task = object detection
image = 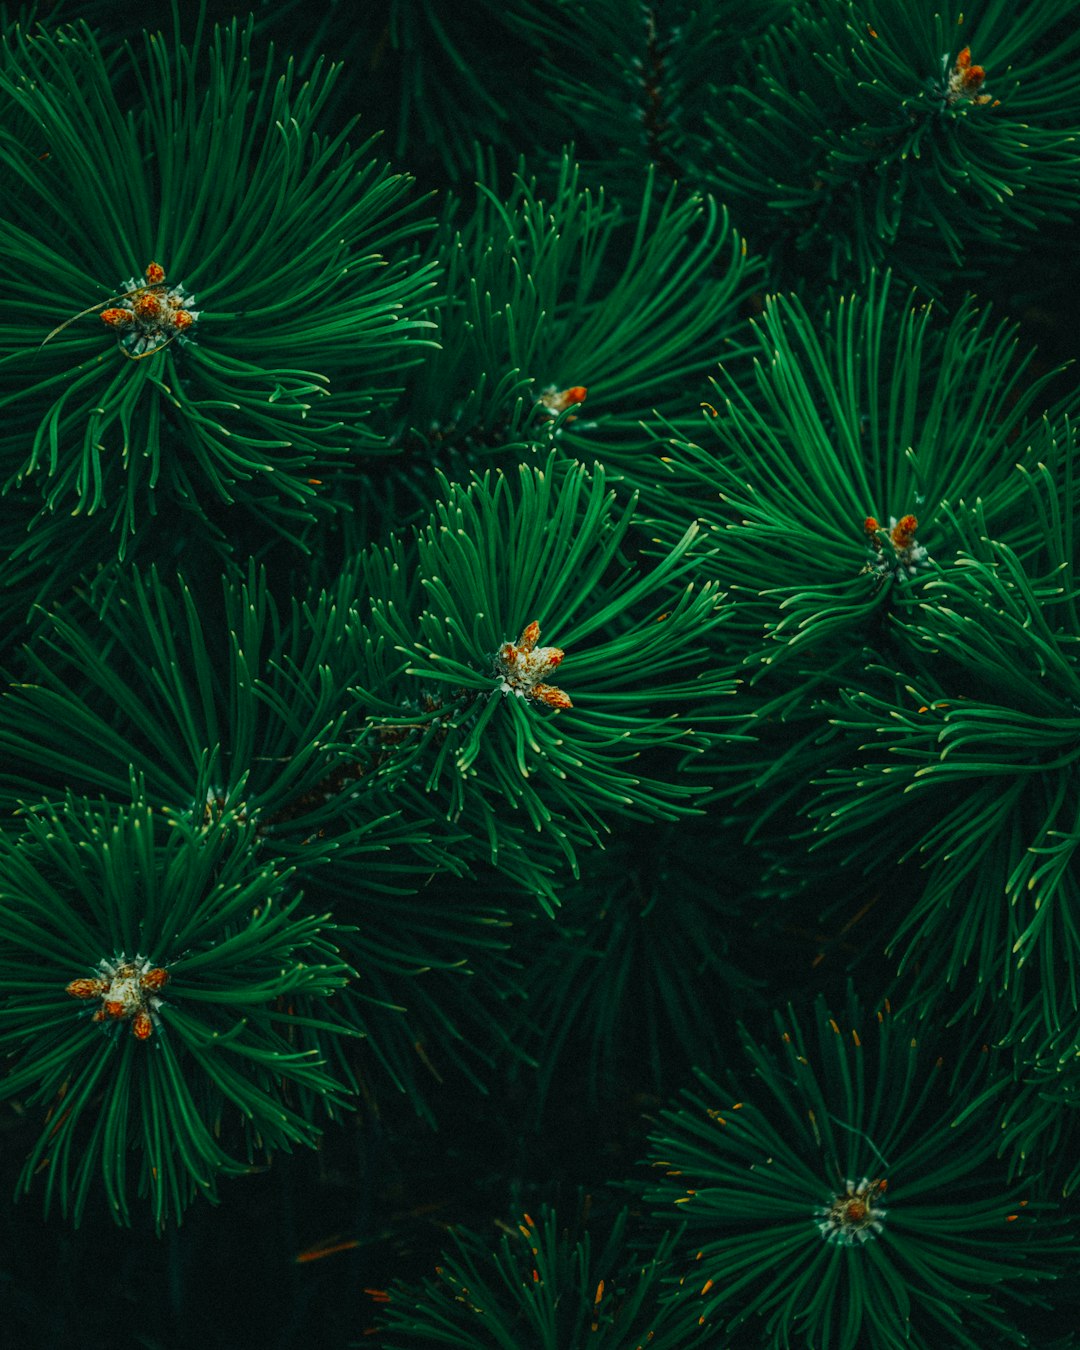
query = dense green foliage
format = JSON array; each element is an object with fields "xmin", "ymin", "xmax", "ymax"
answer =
[{"xmin": 1, "ymin": 1, "xmax": 1079, "ymax": 1346}]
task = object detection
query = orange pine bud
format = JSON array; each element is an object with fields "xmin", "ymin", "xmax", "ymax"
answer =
[
  {"xmin": 144, "ymin": 261, "xmax": 166, "ymax": 285},
  {"xmin": 139, "ymin": 967, "xmax": 169, "ymax": 992},
  {"xmin": 100, "ymin": 308, "xmax": 133, "ymax": 327},
  {"xmin": 132, "ymin": 1010, "xmax": 154, "ymax": 1040},
  {"xmin": 891, "ymin": 514, "xmax": 918, "ymax": 548},
  {"xmin": 519, "ymin": 621, "xmax": 541, "ymax": 650},
  {"xmin": 133, "ymin": 292, "xmax": 162, "ymax": 321},
  {"xmin": 539, "ymin": 385, "xmax": 588, "ymax": 414},
  {"xmin": 66, "ymin": 978, "xmax": 107, "ymax": 999},
  {"xmin": 963, "ymin": 64, "xmax": 986, "ymax": 91},
  {"xmin": 947, "ymin": 48, "xmax": 993, "ymax": 105},
  {"xmin": 530, "ymin": 683, "xmax": 572, "ymax": 709}
]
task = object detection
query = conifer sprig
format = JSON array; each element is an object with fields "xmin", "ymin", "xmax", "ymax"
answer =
[
  {"xmin": 0, "ymin": 15, "xmax": 437, "ymax": 550},
  {"xmin": 397, "ymin": 151, "xmax": 755, "ymax": 493},
  {"xmin": 649, "ymin": 273, "xmax": 1063, "ymax": 677},
  {"xmin": 355, "ymin": 454, "xmax": 742, "ymax": 884},
  {"xmin": 376, "ymin": 1204, "xmax": 686, "ymax": 1348},
  {"xmin": 639, "ymin": 991, "xmax": 1074, "ymax": 1349},
  {"xmin": 0, "ymin": 562, "xmax": 445, "ymax": 885},
  {"xmin": 704, "ymin": 0, "xmax": 1080, "ymax": 289},
  {"xmin": 0, "ymin": 790, "xmax": 354, "ymax": 1226},
  {"xmin": 812, "ymin": 507, "xmax": 1080, "ymax": 1031}
]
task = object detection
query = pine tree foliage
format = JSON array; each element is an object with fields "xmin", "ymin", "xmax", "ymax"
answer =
[
  {"xmin": 0, "ymin": 13, "xmax": 437, "ymax": 552},
  {"xmin": 376, "ymin": 1203, "xmax": 687, "ymax": 1348},
  {"xmin": 0, "ymin": 562, "xmax": 446, "ymax": 886},
  {"xmin": 704, "ymin": 0, "xmax": 1080, "ymax": 289},
  {"xmin": 639, "ymin": 990, "xmax": 1076, "ymax": 1350},
  {"xmin": 519, "ymin": 0, "xmax": 1080, "ymax": 292},
  {"xmin": 813, "ymin": 492, "xmax": 1080, "ymax": 1033},
  {"xmin": 355, "ymin": 453, "xmax": 741, "ymax": 883},
  {"xmin": 648, "ymin": 272, "xmax": 1064, "ymax": 673},
  {"xmin": 0, "ymin": 563, "xmax": 534, "ymax": 1111},
  {"xmin": 1, "ymin": 0, "xmax": 1079, "ymax": 1341},
  {"xmin": 641, "ymin": 277, "xmax": 1080, "ymax": 1038},
  {"xmin": 0, "ymin": 790, "xmax": 354, "ymax": 1226},
  {"xmin": 395, "ymin": 152, "xmax": 756, "ymax": 486},
  {"xmin": 508, "ymin": 817, "xmax": 764, "ymax": 1107}
]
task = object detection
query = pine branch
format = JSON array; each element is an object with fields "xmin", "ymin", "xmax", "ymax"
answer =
[
  {"xmin": 0, "ymin": 16, "xmax": 438, "ymax": 551},
  {"xmin": 0, "ymin": 789, "xmax": 355, "ymax": 1225},
  {"xmin": 638, "ymin": 989, "xmax": 1077, "ymax": 1349}
]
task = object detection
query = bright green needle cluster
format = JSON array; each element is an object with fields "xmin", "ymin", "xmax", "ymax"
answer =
[
  {"xmin": 0, "ymin": 792, "xmax": 354, "ymax": 1225},
  {"xmin": 0, "ymin": 5, "xmax": 1078, "ymax": 1344}
]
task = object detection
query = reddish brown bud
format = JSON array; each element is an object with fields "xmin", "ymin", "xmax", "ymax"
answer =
[
  {"xmin": 66, "ymin": 978, "xmax": 107, "ymax": 999},
  {"xmin": 133, "ymin": 292, "xmax": 162, "ymax": 321},
  {"xmin": 891, "ymin": 514, "xmax": 918, "ymax": 548},
  {"xmin": 530, "ymin": 683, "xmax": 572, "ymax": 709}
]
